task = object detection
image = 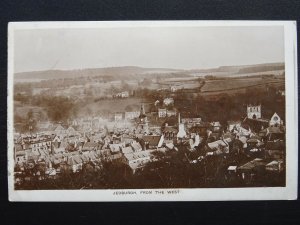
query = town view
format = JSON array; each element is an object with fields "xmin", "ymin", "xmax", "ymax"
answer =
[{"xmin": 13, "ymin": 63, "xmax": 286, "ymax": 189}]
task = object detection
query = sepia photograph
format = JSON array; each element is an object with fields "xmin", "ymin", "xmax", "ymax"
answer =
[{"xmin": 7, "ymin": 21, "xmax": 298, "ymax": 201}]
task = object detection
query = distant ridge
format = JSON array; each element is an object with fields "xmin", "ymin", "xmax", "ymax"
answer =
[
  {"xmin": 187, "ymin": 62, "xmax": 284, "ymax": 74},
  {"xmin": 15, "ymin": 66, "xmax": 183, "ymax": 80},
  {"xmin": 15, "ymin": 62, "xmax": 284, "ymax": 81}
]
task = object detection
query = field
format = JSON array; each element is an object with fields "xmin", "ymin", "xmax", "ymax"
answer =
[
  {"xmin": 14, "ymin": 102, "xmax": 48, "ymax": 120},
  {"xmin": 76, "ymin": 97, "xmax": 147, "ymax": 116},
  {"xmin": 201, "ymin": 77, "xmax": 284, "ymax": 93}
]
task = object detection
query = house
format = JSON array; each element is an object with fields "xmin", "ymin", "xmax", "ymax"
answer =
[
  {"xmin": 53, "ymin": 147, "xmax": 65, "ymax": 155},
  {"xmin": 125, "ymin": 111, "xmax": 140, "ymax": 120},
  {"xmin": 39, "ymin": 148, "xmax": 50, "ymax": 160},
  {"xmin": 107, "ymin": 152, "xmax": 123, "ymax": 161},
  {"xmin": 222, "ymin": 132, "xmax": 235, "ymax": 143},
  {"xmin": 265, "ymin": 140, "xmax": 285, "ymax": 159},
  {"xmin": 237, "ymin": 158, "xmax": 268, "ymax": 180},
  {"xmin": 66, "ymin": 126, "xmax": 79, "ymax": 136},
  {"xmin": 261, "ymin": 126, "xmax": 285, "ymax": 141},
  {"xmin": 15, "ymin": 151, "xmax": 26, "ymax": 165},
  {"xmin": 235, "ymin": 125, "xmax": 252, "ymax": 137},
  {"xmin": 166, "ymin": 110, "xmax": 177, "ymax": 117},
  {"xmin": 114, "ymin": 113, "xmax": 123, "ymax": 121},
  {"xmin": 163, "ymin": 97, "xmax": 174, "ymax": 106},
  {"xmin": 246, "ymin": 135, "xmax": 263, "ymax": 148},
  {"xmin": 80, "ymin": 153, "xmax": 90, "ymax": 163},
  {"xmin": 89, "ymin": 133, "xmax": 104, "ymax": 143},
  {"xmin": 131, "ymin": 141, "xmax": 143, "ymax": 152},
  {"xmin": 108, "ymin": 143, "xmax": 124, "ymax": 154},
  {"xmin": 67, "ymin": 154, "xmax": 83, "ymax": 173},
  {"xmin": 269, "ymin": 112, "xmax": 283, "ymax": 126},
  {"xmin": 116, "ymin": 91, "xmax": 129, "ymax": 98},
  {"xmin": 278, "ymin": 90, "xmax": 285, "ymax": 96},
  {"xmin": 181, "ymin": 118, "xmax": 202, "ymax": 128},
  {"xmin": 87, "ymin": 150, "xmax": 99, "ymax": 161},
  {"xmin": 162, "ymin": 126, "xmax": 178, "ymax": 141},
  {"xmin": 123, "ymin": 150, "xmax": 152, "ymax": 173},
  {"xmin": 210, "ymin": 121, "xmax": 222, "ymax": 132},
  {"xmin": 81, "ymin": 119, "xmax": 92, "ymax": 130},
  {"xmin": 53, "ymin": 124, "xmax": 67, "ymax": 137},
  {"xmin": 170, "ymin": 85, "xmax": 183, "ymax": 92},
  {"xmin": 158, "ymin": 108, "xmax": 167, "ymax": 118},
  {"xmin": 189, "ymin": 134, "xmax": 202, "ymax": 149},
  {"xmin": 227, "ymin": 120, "xmax": 241, "ymax": 132},
  {"xmin": 37, "ymin": 121, "xmax": 53, "ymax": 132},
  {"xmin": 206, "ymin": 139, "xmax": 229, "ymax": 155},
  {"xmin": 121, "ymin": 146, "xmax": 134, "ymax": 154},
  {"xmin": 121, "ymin": 134, "xmax": 136, "ymax": 145},
  {"xmin": 98, "ymin": 149, "xmax": 111, "ymax": 161},
  {"xmin": 227, "ymin": 165, "xmax": 238, "ymax": 173},
  {"xmin": 82, "ymin": 142, "xmax": 99, "ymax": 151},
  {"xmin": 141, "ymin": 135, "xmax": 164, "ymax": 149},
  {"xmin": 265, "ymin": 160, "xmax": 284, "ymax": 172},
  {"xmin": 51, "ymin": 153, "xmax": 64, "ymax": 166},
  {"xmin": 189, "ymin": 122, "xmax": 211, "ymax": 137}
]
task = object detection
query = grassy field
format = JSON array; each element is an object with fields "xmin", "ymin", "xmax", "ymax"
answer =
[
  {"xmin": 14, "ymin": 103, "xmax": 48, "ymax": 120},
  {"xmin": 77, "ymin": 97, "xmax": 147, "ymax": 116},
  {"xmin": 201, "ymin": 77, "xmax": 284, "ymax": 92}
]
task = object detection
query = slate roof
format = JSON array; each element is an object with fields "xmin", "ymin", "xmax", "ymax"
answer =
[
  {"xmin": 265, "ymin": 141, "xmax": 285, "ymax": 150},
  {"xmin": 131, "ymin": 142, "xmax": 142, "ymax": 151},
  {"xmin": 142, "ymin": 135, "xmax": 161, "ymax": 147},
  {"xmin": 121, "ymin": 146, "xmax": 134, "ymax": 154},
  {"xmin": 82, "ymin": 142, "xmax": 99, "ymax": 150},
  {"xmin": 238, "ymin": 158, "xmax": 267, "ymax": 171},
  {"xmin": 14, "ymin": 144, "xmax": 23, "ymax": 152}
]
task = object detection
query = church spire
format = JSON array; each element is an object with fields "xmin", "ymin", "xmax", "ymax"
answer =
[{"xmin": 141, "ymin": 103, "xmax": 145, "ymax": 115}]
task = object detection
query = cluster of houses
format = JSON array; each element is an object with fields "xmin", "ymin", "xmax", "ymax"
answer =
[
  {"xmin": 113, "ymin": 91, "xmax": 129, "ymax": 98},
  {"xmin": 14, "ymin": 101, "xmax": 286, "ymax": 185}
]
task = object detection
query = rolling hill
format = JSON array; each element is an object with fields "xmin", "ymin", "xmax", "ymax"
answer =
[
  {"xmin": 14, "ymin": 66, "xmax": 183, "ymax": 81},
  {"xmin": 15, "ymin": 62, "xmax": 284, "ymax": 82}
]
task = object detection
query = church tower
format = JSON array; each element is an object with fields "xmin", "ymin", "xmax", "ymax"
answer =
[
  {"xmin": 177, "ymin": 113, "xmax": 187, "ymax": 140},
  {"xmin": 247, "ymin": 105, "xmax": 261, "ymax": 119},
  {"xmin": 136, "ymin": 104, "xmax": 149, "ymax": 134}
]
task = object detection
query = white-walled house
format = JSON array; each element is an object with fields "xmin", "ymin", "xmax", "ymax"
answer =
[{"xmin": 269, "ymin": 112, "xmax": 283, "ymax": 126}]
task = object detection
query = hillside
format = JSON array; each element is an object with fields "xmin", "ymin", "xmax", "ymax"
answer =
[
  {"xmin": 188, "ymin": 62, "xmax": 284, "ymax": 75},
  {"xmin": 15, "ymin": 62, "xmax": 285, "ymax": 82},
  {"xmin": 15, "ymin": 66, "xmax": 183, "ymax": 81}
]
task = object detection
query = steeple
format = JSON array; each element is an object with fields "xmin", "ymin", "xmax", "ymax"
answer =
[
  {"xmin": 137, "ymin": 103, "xmax": 149, "ymax": 134},
  {"xmin": 177, "ymin": 112, "xmax": 186, "ymax": 140}
]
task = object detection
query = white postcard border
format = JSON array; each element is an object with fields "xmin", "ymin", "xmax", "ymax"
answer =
[{"xmin": 7, "ymin": 21, "xmax": 298, "ymax": 201}]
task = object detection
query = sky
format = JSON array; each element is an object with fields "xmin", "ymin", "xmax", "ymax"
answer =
[{"xmin": 14, "ymin": 26, "xmax": 284, "ymax": 73}]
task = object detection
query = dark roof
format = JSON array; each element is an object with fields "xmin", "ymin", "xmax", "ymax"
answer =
[
  {"xmin": 265, "ymin": 141, "xmax": 285, "ymax": 150},
  {"xmin": 238, "ymin": 158, "xmax": 267, "ymax": 171},
  {"xmin": 83, "ymin": 142, "xmax": 99, "ymax": 149},
  {"xmin": 267, "ymin": 126, "xmax": 284, "ymax": 134},
  {"xmin": 242, "ymin": 118, "xmax": 269, "ymax": 132},
  {"xmin": 142, "ymin": 135, "xmax": 161, "ymax": 146},
  {"xmin": 14, "ymin": 144, "xmax": 23, "ymax": 152},
  {"xmin": 223, "ymin": 132, "xmax": 234, "ymax": 140},
  {"xmin": 163, "ymin": 126, "xmax": 178, "ymax": 133}
]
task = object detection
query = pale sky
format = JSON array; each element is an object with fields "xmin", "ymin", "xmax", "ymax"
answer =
[{"xmin": 14, "ymin": 26, "xmax": 284, "ymax": 73}]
